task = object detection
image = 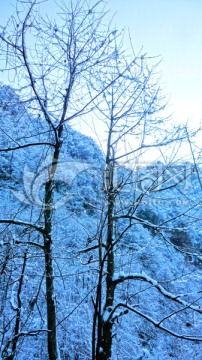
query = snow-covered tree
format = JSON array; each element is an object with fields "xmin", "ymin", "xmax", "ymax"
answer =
[
  {"xmin": 85, "ymin": 48, "xmax": 202, "ymax": 359},
  {"xmin": 0, "ymin": 0, "xmax": 121, "ymax": 358},
  {"xmin": 0, "ymin": 1, "xmax": 202, "ymax": 360}
]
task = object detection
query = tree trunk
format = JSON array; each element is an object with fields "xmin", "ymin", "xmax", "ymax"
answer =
[
  {"xmin": 43, "ymin": 138, "xmax": 62, "ymax": 360},
  {"xmin": 97, "ymin": 161, "xmax": 115, "ymax": 360}
]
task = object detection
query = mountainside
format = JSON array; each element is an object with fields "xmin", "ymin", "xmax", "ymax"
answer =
[{"xmin": 0, "ymin": 84, "xmax": 202, "ymax": 360}]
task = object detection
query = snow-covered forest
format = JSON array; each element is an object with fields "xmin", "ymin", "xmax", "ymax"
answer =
[{"xmin": 0, "ymin": 1, "xmax": 202, "ymax": 359}]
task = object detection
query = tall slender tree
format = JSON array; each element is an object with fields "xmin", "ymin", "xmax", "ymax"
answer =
[
  {"xmin": 0, "ymin": 1, "xmax": 125, "ymax": 358},
  {"xmin": 88, "ymin": 50, "xmax": 202, "ymax": 359},
  {"xmin": 0, "ymin": 1, "xmax": 202, "ymax": 360}
]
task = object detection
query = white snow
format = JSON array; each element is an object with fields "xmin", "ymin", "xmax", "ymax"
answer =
[{"xmin": 103, "ymin": 307, "xmax": 113, "ymax": 322}]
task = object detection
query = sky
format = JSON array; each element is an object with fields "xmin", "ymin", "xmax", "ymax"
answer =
[
  {"xmin": 109, "ymin": 0, "xmax": 202, "ymax": 128},
  {"xmin": 1, "ymin": 0, "xmax": 202, "ymax": 129}
]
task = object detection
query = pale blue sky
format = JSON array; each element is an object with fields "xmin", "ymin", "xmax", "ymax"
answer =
[
  {"xmin": 1, "ymin": 0, "xmax": 202, "ymax": 128},
  {"xmin": 109, "ymin": 0, "xmax": 202, "ymax": 127}
]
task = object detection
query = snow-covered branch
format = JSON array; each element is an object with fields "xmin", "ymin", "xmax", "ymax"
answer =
[
  {"xmin": 108, "ymin": 302, "xmax": 202, "ymax": 341},
  {"xmin": 0, "ymin": 219, "xmax": 45, "ymax": 235},
  {"xmin": 112, "ymin": 272, "xmax": 202, "ymax": 313}
]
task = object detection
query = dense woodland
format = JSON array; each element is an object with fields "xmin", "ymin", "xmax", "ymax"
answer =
[{"xmin": 0, "ymin": 1, "xmax": 202, "ymax": 359}]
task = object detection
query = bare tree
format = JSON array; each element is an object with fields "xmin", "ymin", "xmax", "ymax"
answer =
[
  {"xmin": 0, "ymin": 1, "xmax": 202, "ymax": 360},
  {"xmin": 0, "ymin": 1, "xmax": 125, "ymax": 359},
  {"xmin": 85, "ymin": 50, "xmax": 202, "ymax": 359}
]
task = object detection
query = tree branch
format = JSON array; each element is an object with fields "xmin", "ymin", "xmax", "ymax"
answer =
[
  {"xmin": 0, "ymin": 219, "xmax": 45, "ymax": 235},
  {"xmin": 113, "ymin": 272, "xmax": 202, "ymax": 314},
  {"xmin": 108, "ymin": 303, "xmax": 202, "ymax": 341},
  {"xmin": 0, "ymin": 142, "xmax": 55, "ymax": 152}
]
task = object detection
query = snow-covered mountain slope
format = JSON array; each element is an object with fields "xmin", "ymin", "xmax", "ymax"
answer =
[{"xmin": 0, "ymin": 84, "xmax": 202, "ymax": 360}]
